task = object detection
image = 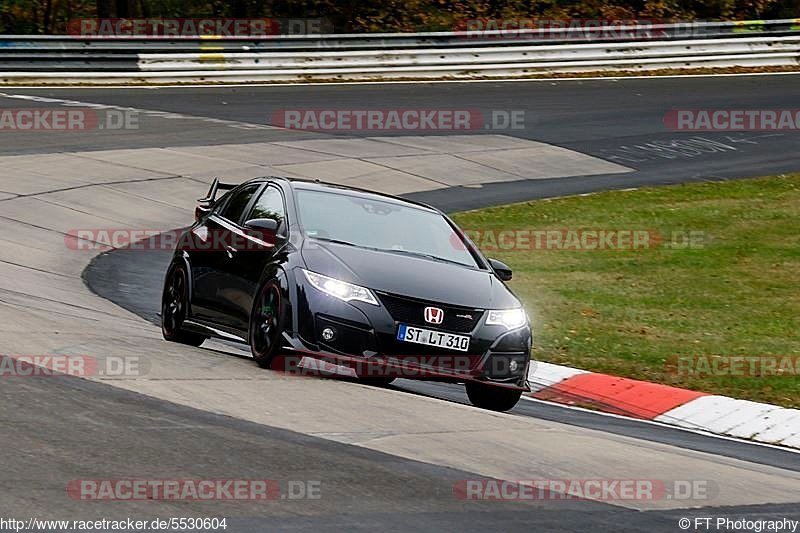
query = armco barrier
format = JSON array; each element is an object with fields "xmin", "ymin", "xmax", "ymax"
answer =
[{"xmin": 1, "ymin": 19, "xmax": 800, "ymax": 84}]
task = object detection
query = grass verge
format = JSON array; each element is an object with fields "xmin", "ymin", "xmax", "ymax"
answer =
[{"xmin": 452, "ymin": 174, "xmax": 800, "ymax": 408}]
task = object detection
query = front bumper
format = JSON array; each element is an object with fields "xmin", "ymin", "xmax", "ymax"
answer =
[{"xmin": 291, "ymin": 273, "xmax": 532, "ymax": 390}]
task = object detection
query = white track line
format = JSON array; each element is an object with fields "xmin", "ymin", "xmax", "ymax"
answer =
[
  {"xmin": 3, "ymin": 70, "xmax": 800, "ymax": 90},
  {"xmin": 0, "ymin": 91, "xmax": 278, "ymax": 131}
]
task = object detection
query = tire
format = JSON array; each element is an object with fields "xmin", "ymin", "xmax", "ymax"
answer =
[
  {"xmin": 465, "ymin": 381, "xmax": 523, "ymax": 412},
  {"xmin": 161, "ymin": 263, "xmax": 207, "ymax": 347},
  {"xmin": 249, "ymin": 280, "xmax": 287, "ymax": 369}
]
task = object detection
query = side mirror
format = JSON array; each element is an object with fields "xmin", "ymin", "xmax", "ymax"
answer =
[
  {"xmin": 488, "ymin": 258, "xmax": 513, "ymax": 281},
  {"xmin": 245, "ymin": 217, "xmax": 278, "ymax": 231},
  {"xmin": 244, "ymin": 218, "xmax": 279, "ymax": 243}
]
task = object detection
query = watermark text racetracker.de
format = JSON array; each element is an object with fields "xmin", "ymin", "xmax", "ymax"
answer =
[
  {"xmin": 454, "ymin": 478, "xmax": 717, "ymax": 502},
  {"xmin": 66, "ymin": 479, "xmax": 321, "ymax": 501},
  {"xmin": 665, "ymin": 109, "xmax": 800, "ymax": 131},
  {"xmin": 68, "ymin": 17, "xmax": 330, "ymax": 37},
  {"xmin": 271, "ymin": 109, "xmax": 525, "ymax": 131},
  {"xmin": 455, "ymin": 228, "xmax": 710, "ymax": 252},
  {"xmin": 0, "ymin": 109, "xmax": 138, "ymax": 131},
  {"xmin": 0, "ymin": 354, "xmax": 148, "ymax": 377},
  {"xmin": 64, "ymin": 228, "xmax": 276, "ymax": 252},
  {"xmin": 667, "ymin": 355, "xmax": 800, "ymax": 377},
  {"xmin": 276, "ymin": 352, "xmax": 524, "ymax": 378},
  {"xmin": 453, "ymin": 18, "xmax": 679, "ymax": 40}
]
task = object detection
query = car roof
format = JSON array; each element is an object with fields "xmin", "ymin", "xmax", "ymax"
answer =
[{"xmin": 252, "ymin": 176, "xmax": 440, "ymax": 214}]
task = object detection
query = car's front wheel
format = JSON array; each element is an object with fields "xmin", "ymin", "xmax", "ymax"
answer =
[
  {"xmin": 161, "ymin": 263, "xmax": 207, "ymax": 347},
  {"xmin": 249, "ymin": 280, "xmax": 287, "ymax": 369},
  {"xmin": 465, "ymin": 382, "xmax": 523, "ymax": 412}
]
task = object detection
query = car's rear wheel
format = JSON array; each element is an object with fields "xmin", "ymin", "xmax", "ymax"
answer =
[
  {"xmin": 161, "ymin": 264, "xmax": 207, "ymax": 347},
  {"xmin": 249, "ymin": 280, "xmax": 286, "ymax": 369},
  {"xmin": 465, "ymin": 381, "xmax": 523, "ymax": 412}
]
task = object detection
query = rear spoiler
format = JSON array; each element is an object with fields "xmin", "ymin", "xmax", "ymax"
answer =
[
  {"xmin": 198, "ymin": 178, "xmax": 237, "ymax": 207},
  {"xmin": 195, "ymin": 178, "xmax": 237, "ymax": 220}
]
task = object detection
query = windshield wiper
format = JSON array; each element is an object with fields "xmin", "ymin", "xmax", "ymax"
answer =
[
  {"xmin": 312, "ymin": 237, "xmax": 386, "ymax": 253},
  {"xmin": 311, "ymin": 237, "xmax": 360, "ymax": 247}
]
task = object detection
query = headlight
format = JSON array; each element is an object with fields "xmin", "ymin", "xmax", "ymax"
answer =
[
  {"xmin": 302, "ymin": 269, "xmax": 378, "ymax": 306},
  {"xmin": 486, "ymin": 308, "xmax": 527, "ymax": 329}
]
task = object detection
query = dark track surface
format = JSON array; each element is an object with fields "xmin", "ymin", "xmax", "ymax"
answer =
[
  {"xmin": 3, "ymin": 75, "xmax": 800, "ymax": 210},
  {"xmin": 7, "ymin": 360, "xmax": 800, "ymax": 531}
]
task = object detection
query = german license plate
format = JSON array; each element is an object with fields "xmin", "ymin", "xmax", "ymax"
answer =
[{"xmin": 396, "ymin": 324, "xmax": 470, "ymax": 352}]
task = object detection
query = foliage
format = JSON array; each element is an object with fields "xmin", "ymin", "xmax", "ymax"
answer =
[{"xmin": 0, "ymin": 0, "xmax": 795, "ymax": 34}]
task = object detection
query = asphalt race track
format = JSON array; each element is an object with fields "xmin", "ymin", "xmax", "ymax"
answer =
[
  {"xmin": 4, "ymin": 75, "xmax": 800, "ymax": 209},
  {"xmin": 1, "ymin": 75, "xmax": 800, "ymax": 531}
]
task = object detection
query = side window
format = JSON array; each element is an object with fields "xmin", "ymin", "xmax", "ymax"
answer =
[
  {"xmin": 217, "ymin": 184, "xmax": 260, "ymax": 224},
  {"xmin": 248, "ymin": 186, "xmax": 286, "ymax": 231}
]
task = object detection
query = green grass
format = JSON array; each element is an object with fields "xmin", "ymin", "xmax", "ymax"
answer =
[{"xmin": 452, "ymin": 175, "xmax": 800, "ymax": 408}]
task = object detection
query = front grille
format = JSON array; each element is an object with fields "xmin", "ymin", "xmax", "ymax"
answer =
[{"xmin": 377, "ymin": 293, "xmax": 484, "ymax": 333}]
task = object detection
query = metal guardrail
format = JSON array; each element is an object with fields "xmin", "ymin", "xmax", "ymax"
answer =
[{"xmin": 1, "ymin": 19, "xmax": 799, "ymax": 84}]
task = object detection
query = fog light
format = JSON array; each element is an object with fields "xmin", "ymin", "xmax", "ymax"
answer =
[
  {"xmin": 321, "ymin": 327, "xmax": 336, "ymax": 342},
  {"xmin": 509, "ymin": 360, "xmax": 519, "ymax": 373}
]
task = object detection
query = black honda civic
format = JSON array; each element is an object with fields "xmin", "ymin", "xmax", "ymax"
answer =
[{"xmin": 161, "ymin": 177, "xmax": 532, "ymax": 411}]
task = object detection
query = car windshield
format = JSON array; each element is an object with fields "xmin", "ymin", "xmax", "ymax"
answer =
[{"xmin": 295, "ymin": 188, "xmax": 479, "ymax": 268}]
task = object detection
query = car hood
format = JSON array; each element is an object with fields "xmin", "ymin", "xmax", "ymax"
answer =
[{"xmin": 300, "ymin": 240, "xmax": 520, "ymax": 309}]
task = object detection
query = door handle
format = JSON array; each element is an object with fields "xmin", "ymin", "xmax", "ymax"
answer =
[{"xmin": 225, "ymin": 245, "xmax": 237, "ymax": 259}]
